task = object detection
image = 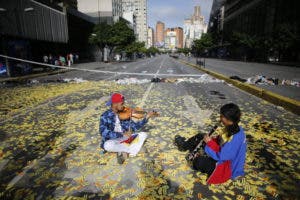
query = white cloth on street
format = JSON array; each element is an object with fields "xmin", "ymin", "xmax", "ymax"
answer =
[{"xmin": 103, "ymin": 132, "xmax": 148, "ymax": 156}]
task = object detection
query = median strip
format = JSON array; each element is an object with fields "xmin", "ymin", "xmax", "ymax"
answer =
[{"xmin": 179, "ymin": 59, "xmax": 300, "ymax": 115}]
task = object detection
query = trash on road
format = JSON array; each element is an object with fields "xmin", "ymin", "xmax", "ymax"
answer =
[
  {"xmin": 230, "ymin": 76, "xmax": 247, "ymax": 82},
  {"xmin": 28, "ymin": 77, "xmax": 87, "ymax": 84},
  {"xmin": 115, "ymin": 78, "xmax": 151, "ymax": 85},
  {"xmin": 176, "ymin": 75, "xmax": 224, "ymax": 84},
  {"xmin": 115, "ymin": 74, "xmax": 224, "ymax": 84},
  {"xmin": 230, "ymin": 75, "xmax": 299, "ymax": 87},
  {"xmin": 63, "ymin": 77, "xmax": 87, "ymax": 83},
  {"xmin": 246, "ymin": 75, "xmax": 279, "ymax": 85},
  {"xmin": 281, "ymin": 79, "xmax": 300, "ymax": 87}
]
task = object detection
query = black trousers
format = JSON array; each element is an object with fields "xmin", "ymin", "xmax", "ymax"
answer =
[{"xmin": 193, "ymin": 155, "xmax": 217, "ymax": 176}]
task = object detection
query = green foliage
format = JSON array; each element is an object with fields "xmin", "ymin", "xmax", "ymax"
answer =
[
  {"xmin": 231, "ymin": 32, "xmax": 259, "ymax": 49},
  {"xmin": 177, "ymin": 48, "xmax": 191, "ymax": 55},
  {"xmin": 228, "ymin": 24, "xmax": 300, "ymax": 61},
  {"xmin": 89, "ymin": 23, "xmax": 112, "ymax": 49},
  {"xmin": 89, "ymin": 19, "xmax": 161, "ymax": 60},
  {"xmin": 147, "ymin": 47, "xmax": 160, "ymax": 55},
  {"xmin": 125, "ymin": 42, "xmax": 145, "ymax": 56},
  {"xmin": 272, "ymin": 23, "xmax": 299, "ymax": 52},
  {"xmin": 192, "ymin": 33, "xmax": 213, "ymax": 55},
  {"xmin": 89, "ymin": 19, "xmax": 135, "ymax": 52},
  {"xmin": 109, "ymin": 19, "xmax": 135, "ymax": 50}
]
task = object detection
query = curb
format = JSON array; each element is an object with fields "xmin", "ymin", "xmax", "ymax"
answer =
[
  {"xmin": 0, "ymin": 69, "xmax": 71, "ymax": 83},
  {"xmin": 179, "ymin": 59, "xmax": 300, "ymax": 115}
]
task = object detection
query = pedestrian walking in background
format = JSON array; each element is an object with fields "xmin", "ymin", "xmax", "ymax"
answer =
[
  {"xmin": 70, "ymin": 53, "xmax": 74, "ymax": 64},
  {"xmin": 43, "ymin": 55, "xmax": 48, "ymax": 64},
  {"xmin": 59, "ymin": 55, "xmax": 66, "ymax": 66},
  {"xmin": 67, "ymin": 54, "xmax": 71, "ymax": 67}
]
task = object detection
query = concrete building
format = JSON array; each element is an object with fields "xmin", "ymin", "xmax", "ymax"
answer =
[
  {"xmin": 77, "ymin": 0, "xmax": 123, "ymax": 24},
  {"xmin": 208, "ymin": 0, "xmax": 300, "ymax": 62},
  {"xmin": 155, "ymin": 21, "xmax": 165, "ymax": 48},
  {"xmin": 183, "ymin": 6, "xmax": 207, "ymax": 48},
  {"xmin": 122, "ymin": 11, "xmax": 136, "ymax": 31},
  {"xmin": 165, "ymin": 27, "xmax": 183, "ymax": 50},
  {"xmin": 147, "ymin": 27, "xmax": 154, "ymax": 48},
  {"xmin": 122, "ymin": 0, "xmax": 147, "ymax": 43},
  {"xmin": 0, "ymin": 0, "xmax": 96, "ymax": 76}
]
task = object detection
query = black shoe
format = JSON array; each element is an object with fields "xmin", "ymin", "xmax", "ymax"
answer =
[
  {"xmin": 174, "ymin": 135, "xmax": 188, "ymax": 151},
  {"xmin": 117, "ymin": 153, "xmax": 125, "ymax": 164}
]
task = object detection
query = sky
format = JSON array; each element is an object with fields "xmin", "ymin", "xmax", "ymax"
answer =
[{"xmin": 148, "ymin": 0, "xmax": 213, "ymax": 29}]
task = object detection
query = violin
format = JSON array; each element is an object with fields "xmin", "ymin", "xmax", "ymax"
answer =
[{"xmin": 118, "ymin": 106, "xmax": 159, "ymax": 120}]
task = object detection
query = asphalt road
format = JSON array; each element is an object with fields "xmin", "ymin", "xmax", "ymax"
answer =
[
  {"xmin": 182, "ymin": 56, "xmax": 300, "ymax": 101},
  {"xmin": 0, "ymin": 55, "xmax": 299, "ymax": 199}
]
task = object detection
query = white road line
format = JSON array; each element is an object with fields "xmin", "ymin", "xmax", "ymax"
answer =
[
  {"xmin": 138, "ymin": 57, "xmax": 165, "ymax": 107},
  {"xmin": 0, "ymin": 54, "xmax": 205, "ymax": 77},
  {"xmin": 0, "ymin": 159, "xmax": 9, "ymax": 173},
  {"xmin": 6, "ymin": 160, "xmax": 36, "ymax": 189}
]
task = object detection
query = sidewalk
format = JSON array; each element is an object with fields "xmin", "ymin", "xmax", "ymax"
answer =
[{"xmin": 182, "ymin": 57, "xmax": 300, "ymax": 101}]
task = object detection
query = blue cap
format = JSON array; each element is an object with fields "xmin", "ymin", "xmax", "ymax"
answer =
[{"xmin": 106, "ymin": 99, "xmax": 112, "ymax": 106}]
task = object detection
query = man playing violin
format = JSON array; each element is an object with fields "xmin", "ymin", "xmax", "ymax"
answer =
[{"xmin": 99, "ymin": 93, "xmax": 157, "ymax": 164}]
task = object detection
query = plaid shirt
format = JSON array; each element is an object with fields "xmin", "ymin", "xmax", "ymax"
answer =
[{"xmin": 99, "ymin": 109, "xmax": 148, "ymax": 148}]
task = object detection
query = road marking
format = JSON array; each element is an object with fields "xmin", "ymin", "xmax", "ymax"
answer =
[
  {"xmin": 176, "ymin": 95, "xmax": 213, "ymax": 127},
  {"xmin": 138, "ymin": 57, "xmax": 165, "ymax": 107},
  {"xmin": 0, "ymin": 159, "xmax": 9, "ymax": 173},
  {"xmin": 6, "ymin": 160, "xmax": 37, "ymax": 189}
]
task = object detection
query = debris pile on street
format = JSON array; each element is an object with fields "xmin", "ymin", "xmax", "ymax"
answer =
[
  {"xmin": 246, "ymin": 75, "xmax": 279, "ymax": 85},
  {"xmin": 115, "ymin": 77, "xmax": 151, "ymax": 85},
  {"xmin": 230, "ymin": 75, "xmax": 300, "ymax": 87},
  {"xmin": 115, "ymin": 74, "xmax": 224, "ymax": 85},
  {"xmin": 63, "ymin": 77, "xmax": 87, "ymax": 83},
  {"xmin": 176, "ymin": 75, "xmax": 224, "ymax": 84},
  {"xmin": 29, "ymin": 77, "xmax": 87, "ymax": 84},
  {"xmin": 281, "ymin": 79, "xmax": 300, "ymax": 87}
]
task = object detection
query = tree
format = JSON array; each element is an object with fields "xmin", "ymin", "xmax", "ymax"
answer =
[
  {"xmin": 192, "ymin": 33, "xmax": 213, "ymax": 56},
  {"xmin": 230, "ymin": 32, "xmax": 259, "ymax": 61},
  {"xmin": 231, "ymin": 32, "xmax": 258, "ymax": 49},
  {"xmin": 124, "ymin": 41, "xmax": 145, "ymax": 57},
  {"xmin": 89, "ymin": 23, "xmax": 113, "ymax": 60},
  {"xmin": 109, "ymin": 19, "xmax": 135, "ymax": 52},
  {"xmin": 147, "ymin": 47, "xmax": 160, "ymax": 56},
  {"xmin": 89, "ymin": 19, "xmax": 136, "ymax": 61},
  {"xmin": 271, "ymin": 24, "xmax": 300, "ymax": 61},
  {"xmin": 177, "ymin": 48, "xmax": 191, "ymax": 55}
]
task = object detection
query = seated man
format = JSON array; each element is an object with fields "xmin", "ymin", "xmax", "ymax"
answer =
[
  {"xmin": 99, "ymin": 93, "xmax": 156, "ymax": 164},
  {"xmin": 175, "ymin": 103, "xmax": 247, "ymax": 184}
]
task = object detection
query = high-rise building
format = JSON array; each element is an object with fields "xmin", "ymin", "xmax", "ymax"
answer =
[
  {"xmin": 183, "ymin": 6, "xmax": 207, "ymax": 48},
  {"xmin": 122, "ymin": 0, "xmax": 147, "ymax": 43},
  {"xmin": 77, "ymin": 0, "xmax": 122, "ymax": 24},
  {"xmin": 208, "ymin": 0, "xmax": 299, "ymax": 62},
  {"xmin": 147, "ymin": 27, "xmax": 154, "ymax": 48},
  {"xmin": 165, "ymin": 27, "xmax": 183, "ymax": 50},
  {"xmin": 155, "ymin": 21, "xmax": 165, "ymax": 47}
]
